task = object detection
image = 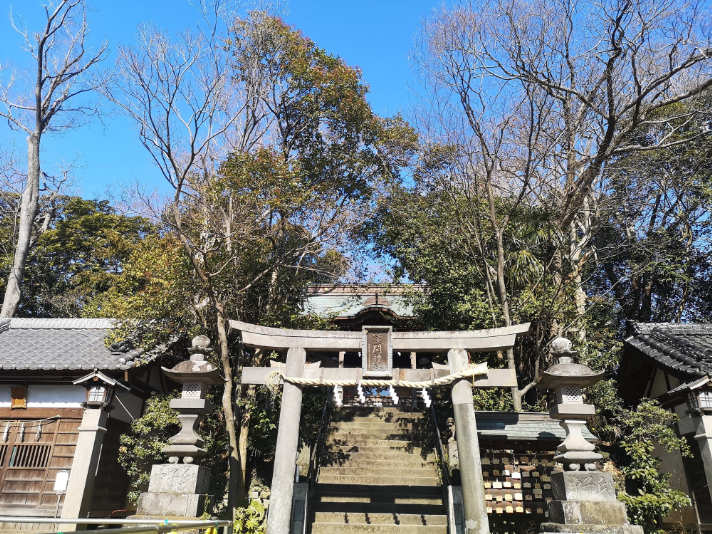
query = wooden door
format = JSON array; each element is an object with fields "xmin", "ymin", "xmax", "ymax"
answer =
[{"xmin": 0, "ymin": 417, "xmax": 80, "ymax": 512}]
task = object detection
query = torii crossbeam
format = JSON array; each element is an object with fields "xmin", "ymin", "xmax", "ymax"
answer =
[{"xmin": 231, "ymin": 320, "xmax": 531, "ymax": 534}]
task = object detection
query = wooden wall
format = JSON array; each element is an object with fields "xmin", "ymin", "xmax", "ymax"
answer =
[{"xmin": 0, "ymin": 408, "xmax": 82, "ymax": 516}]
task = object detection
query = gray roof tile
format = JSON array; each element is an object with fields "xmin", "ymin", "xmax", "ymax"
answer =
[
  {"xmin": 0, "ymin": 318, "xmax": 124, "ymax": 372},
  {"xmin": 625, "ymin": 322, "xmax": 712, "ymax": 378}
]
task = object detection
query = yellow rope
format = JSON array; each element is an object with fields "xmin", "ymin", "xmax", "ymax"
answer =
[{"xmin": 278, "ymin": 362, "xmax": 488, "ymax": 388}]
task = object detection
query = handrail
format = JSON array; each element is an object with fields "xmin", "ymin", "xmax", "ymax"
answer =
[
  {"xmin": 426, "ymin": 390, "xmax": 458, "ymax": 534},
  {"xmin": 303, "ymin": 387, "xmax": 332, "ymax": 534},
  {"xmin": 428, "ymin": 388, "xmax": 451, "ymax": 487},
  {"xmin": 0, "ymin": 517, "xmax": 232, "ymax": 534}
]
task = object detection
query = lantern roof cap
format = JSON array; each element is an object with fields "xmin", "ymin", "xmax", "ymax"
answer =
[
  {"xmin": 537, "ymin": 337, "xmax": 604, "ymax": 389},
  {"xmin": 162, "ymin": 335, "xmax": 223, "ymax": 385}
]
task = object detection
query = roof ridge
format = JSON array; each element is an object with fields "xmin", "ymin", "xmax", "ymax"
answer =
[{"xmin": 8, "ymin": 318, "xmax": 115, "ymax": 329}]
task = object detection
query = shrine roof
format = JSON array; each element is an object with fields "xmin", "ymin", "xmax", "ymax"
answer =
[
  {"xmin": 624, "ymin": 322, "xmax": 712, "ymax": 378},
  {"xmin": 0, "ymin": 318, "xmax": 138, "ymax": 372},
  {"xmin": 302, "ymin": 284, "xmax": 421, "ymax": 319},
  {"xmin": 475, "ymin": 411, "xmax": 597, "ymax": 442}
]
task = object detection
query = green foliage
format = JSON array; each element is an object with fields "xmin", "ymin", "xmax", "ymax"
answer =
[
  {"xmin": 234, "ymin": 500, "xmax": 266, "ymax": 534},
  {"xmin": 118, "ymin": 390, "xmax": 230, "ymax": 507},
  {"xmin": 472, "ymin": 388, "xmax": 514, "ymax": 412},
  {"xmin": 619, "ymin": 440, "xmax": 691, "ymax": 534},
  {"xmin": 586, "ymin": 392, "xmax": 692, "ymax": 533},
  {"xmin": 118, "ymin": 392, "xmax": 180, "ymax": 503},
  {"xmin": 0, "ymin": 196, "xmax": 154, "ymax": 317}
]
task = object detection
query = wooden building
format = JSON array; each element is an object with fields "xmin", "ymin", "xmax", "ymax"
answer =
[
  {"xmin": 0, "ymin": 318, "xmax": 169, "ymax": 528},
  {"xmin": 621, "ymin": 321, "xmax": 712, "ymax": 531}
]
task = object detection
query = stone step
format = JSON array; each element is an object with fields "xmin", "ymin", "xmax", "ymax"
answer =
[
  {"xmin": 326, "ymin": 437, "xmax": 431, "ymax": 447},
  {"xmin": 332, "ymin": 413, "xmax": 425, "ymax": 420},
  {"xmin": 316, "ymin": 477, "xmax": 440, "ymax": 488},
  {"xmin": 320, "ymin": 466, "xmax": 437, "ymax": 477},
  {"xmin": 313, "ymin": 502, "xmax": 447, "ymax": 515},
  {"xmin": 332, "ymin": 411, "xmax": 425, "ymax": 421},
  {"xmin": 312, "ymin": 523, "xmax": 446, "ymax": 534},
  {"xmin": 321, "ymin": 458, "xmax": 435, "ymax": 469},
  {"xmin": 330, "ymin": 421, "xmax": 430, "ymax": 432},
  {"xmin": 314, "ymin": 512, "xmax": 448, "ymax": 526},
  {"xmin": 316, "ymin": 483, "xmax": 443, "ymax": 497},
  {"xmin": 329, "ymin": 430, "xmax": 431, "ymax": 440},
  {"xmin": 315, "ymin": 494, "xmax": 444, "ymax": 506},
  {"xmin": 322, "ymin": 447, "xmax": 437, "ymax": 460}
]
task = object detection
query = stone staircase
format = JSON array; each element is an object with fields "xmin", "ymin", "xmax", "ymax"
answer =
[{"xmin": 310, "ymin": 405, "xmax": 448, "ymax": 534}]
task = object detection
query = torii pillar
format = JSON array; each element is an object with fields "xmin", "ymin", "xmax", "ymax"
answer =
[
  {"xmin": 449, "ymin": 349, "xmax": 489, "ymax": 534},
  {"xmin": 267, "ymin": 348, "xmax": 306, "ymax": 534}
]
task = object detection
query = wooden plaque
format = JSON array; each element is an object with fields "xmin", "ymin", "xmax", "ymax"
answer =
[{"xmin": 362, "ymin": 326, "xmax": 392, "ymax": 377}]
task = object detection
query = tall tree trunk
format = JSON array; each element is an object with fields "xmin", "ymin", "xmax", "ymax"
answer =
[
  {"xmin": 215, "ymin": 307, "xmax": 245, "ymax": 517},
  {"xmin": 1, "ymin": 134, "xmax": 41, "ymax": 318},
  {"xmin": 237, "ymin": 269, "xmax": 279, "ymax": 495}
]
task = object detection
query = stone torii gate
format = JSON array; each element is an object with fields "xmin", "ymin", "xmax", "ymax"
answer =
[{"xmin": 232, "ymin": 320, "xmax": 530, "ymax": 534}]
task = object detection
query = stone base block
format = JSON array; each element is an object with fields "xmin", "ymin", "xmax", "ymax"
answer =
[
  {"xmin": 147, "ymin": 463, "xmax": 211, "ymax": 494},
  {"xmin": 541, "ymin": 523, "xmax": 644, "ymax": 534},
  {"xmin": 137, "ymin": 491, "xmax": 207, "ymax": 517},
  {"xmin": 551, "ymin": 471, "xmax": 616, "ymax": 502},
  {"xmin": 549, "ymin": 500, "xmax": 629, "ymax": 525}
]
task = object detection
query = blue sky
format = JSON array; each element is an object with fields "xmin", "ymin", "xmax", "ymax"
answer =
[{"xmin": 0, "ymin": 0, "xmax": 437, "ymax": 199}]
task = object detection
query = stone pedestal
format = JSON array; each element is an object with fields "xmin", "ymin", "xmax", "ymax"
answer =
[
  {"xmin": 136, "ymin": 464, "xmax": 211, "ymax": 518},
  {"xmin": 540, "ymin": 471, "xmax": 643, "ymax": 534}
]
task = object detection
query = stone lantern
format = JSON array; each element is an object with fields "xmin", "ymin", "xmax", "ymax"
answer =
[
  {"xmin": 161, "ymin": 335, "xmax": 223, "ymax": 464},
  {"xmin": 135, "ymin": 335, "xmax": 224, "ymax": 519},
  {"xmin": 537, "ymin": 337, "xmax": 642, "ymax": 534},
  {"xmin": 538, "ymin": 337, "xmax": 604, "ymax": 472}
]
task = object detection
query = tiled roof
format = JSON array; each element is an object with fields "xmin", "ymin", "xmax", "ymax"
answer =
[
  {"xmin": 475, "ymin": 412, "xmax": 597, "ymax": 442},
  {"xmin": 625, "ymin": 322, "xmax": 712, "ymax": 378},
  {"xmin": 0, "ymin": 318, "xmax": 128, "ymax": 372},
  {"xmin": 302, "ymin": 285, "xmax": 418, "ymax": 319},
  {"xmin": 665, "ymin": 376, "xmax": 712, "ymax": 395}
]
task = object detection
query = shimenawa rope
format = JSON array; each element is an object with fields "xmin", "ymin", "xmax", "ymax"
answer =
[{"xmin": 268, "ymin": 361, "xmax": 488, "ymax": 389}]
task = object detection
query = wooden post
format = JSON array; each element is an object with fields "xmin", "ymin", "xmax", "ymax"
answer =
[
  {"xmin": 410, "ymin": 352, "xmax": 416, "ymax": 370},
  {"xmin": 338, "ymin": 351, "xmax": 345, "ymax": 369},
  {"xmin": 448, "ymin": 349, "xmax": 489, "ymax": 534},
  {"xmin": 267, "ymin": 347, "xmax": 306, "ymax": 534}
]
